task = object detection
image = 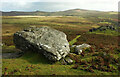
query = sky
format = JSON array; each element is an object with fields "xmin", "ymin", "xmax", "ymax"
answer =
[{"xmin": 0, "ymin": 0, "xmax": 119, "ymax": 12}]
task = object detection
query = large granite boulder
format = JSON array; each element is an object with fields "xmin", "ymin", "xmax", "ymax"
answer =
[{"xmin": 13, "ymin": 26, "xmax": 70, "ymax": 61}]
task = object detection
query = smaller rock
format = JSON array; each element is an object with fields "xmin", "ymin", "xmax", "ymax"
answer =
[
  {"xmin": 75, "ymin": 49, "xmax": 82, "ymax": 55},
  {"xmin": 0, "ymin": 43, "xmax": 4, "ymax": 46},
  {"xmin": 75, "ymin": 43, "xmax": 91, "ymax": 55},
  {"xmin": 89, "ymin": 29, "xmax": 93, "ymax": 32},
  {"xmin": 65, "ymin": 58, "xmax": 73, "ymax": 64},
  {"xmin": 89, "ymin": 25, "xmax": 117, "ymax": 32},
  {"xmin": 71, "ymin": 45, "xmax": 76, "ymax": 48},
  {"xmin": 61, "ymin": 59, "xmax": 67, "ymax": 65},
  {"xmin": 92, "ymin": 28, "xmax": 97, "ymax": 31}
]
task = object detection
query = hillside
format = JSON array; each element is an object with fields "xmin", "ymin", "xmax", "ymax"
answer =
[{"xmin": 2, "ymin": 9, "xmax": 118, "ymax": 19}]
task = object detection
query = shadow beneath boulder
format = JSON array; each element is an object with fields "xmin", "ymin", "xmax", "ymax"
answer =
[{"xmin": 20, "ymin": 51, "xmax": 52, "ymax": 64}]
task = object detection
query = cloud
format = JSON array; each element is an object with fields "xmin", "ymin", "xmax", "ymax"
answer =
[
  {"xmin": 1, "ymin": 0, "xmax": 119, "ymax": 2},
  {"xmin": 1, "ymin": 0, "xmax": 40, "ymax": 2},
  {"xmin": 1, "ymin": 0, "xmax": 119, "ymax": 12}
]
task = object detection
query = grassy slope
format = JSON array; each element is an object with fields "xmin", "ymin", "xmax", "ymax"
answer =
[
  {"xmin": 2, "ymin": 35, "xmax": 119, "ymax": 75},
  {"xmin": 2, "ymin": 16, "xmax": 93, "ymax": 37},
  {"xmin": 2, "ymin": 51, "xmax": 119, "ymax": 75},
  {"xmin": 2, "ymin": 15, "xmax": 118, "ymax": 37},
  {"xmin": 2, "ymin": 51, "xmax": 92, "ymax": 75}
]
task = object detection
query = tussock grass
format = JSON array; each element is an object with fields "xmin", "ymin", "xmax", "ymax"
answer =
[{"xmin": 69, "ymin": 35, "xmax": 81, "ymax": 46}]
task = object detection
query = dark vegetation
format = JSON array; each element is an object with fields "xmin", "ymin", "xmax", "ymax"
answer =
[
  {"xmin": 69, "ymin": 45, "xmax": 119, "ymax": 73},
  {"xmin": 89, "ymin": 25, "xmax": 120, "ymax": 36}
]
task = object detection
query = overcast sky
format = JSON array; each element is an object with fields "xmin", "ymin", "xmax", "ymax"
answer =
[{"xmin": 1, "ymin": 0, "xmax": 119, "ymax": 12}]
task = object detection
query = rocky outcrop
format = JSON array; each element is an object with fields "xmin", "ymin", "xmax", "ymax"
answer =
[
  {"xmin": 89, "ymin": 26, "xmax": 116, "ymax": 32},
  {"xmin": 13, "ymin": 26, "xmax": 70, "ymax": 61}
]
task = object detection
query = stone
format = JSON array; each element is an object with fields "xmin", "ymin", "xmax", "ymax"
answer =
[
  {"xmin": 61, "ymin": 59, "xmax": 67, "ymax": 65},
  {"xmin": 89, "ymin": 25, "xmax": 116, "ymax": 32},
  {"xmin": 64, "ymin": 58, "xmax": 73, "ymax": 64},
  {"xmin": 13, "ymin": 26, "xmax": 70, "ymax": 61},
  {"xmin": 71, "ymin": 45, "xmax": 76, "ymax": 48},
  {"xmin": 75, "ymin": 43, "xmax": 91, "ymax": 55},
  {"xmin": 0, "ymin": 43, "xmax": 4, "ymax": 46},
  {"xmin": 89, "ymin": 29, "xmax": 93, "ymax": 32},
  {"xmin": 92, "ymin": 28, "xmax": 97, "ymax": 31}
]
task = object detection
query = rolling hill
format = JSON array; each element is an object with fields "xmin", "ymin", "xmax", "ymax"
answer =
[{"xmin": 1, "ymin": 9, "xmax": 118, "ymax": 19}]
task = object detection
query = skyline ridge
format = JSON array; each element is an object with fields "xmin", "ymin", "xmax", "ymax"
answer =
[{"xmin": 1, "ymin": 8, "xmax": 118, "ymax": 12}]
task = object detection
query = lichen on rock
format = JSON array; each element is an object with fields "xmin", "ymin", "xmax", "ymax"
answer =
[{"xmin": 13, "ymin": 26, "xmax": 70, "ymax": 61}]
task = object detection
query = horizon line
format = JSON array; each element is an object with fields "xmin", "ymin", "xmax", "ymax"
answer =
[{"xmin": 0, "ymin": 8, "xmax": 118, "ymax": 12}]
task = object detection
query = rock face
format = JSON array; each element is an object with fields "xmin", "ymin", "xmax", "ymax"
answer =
[{"xmin": 13, "ymin": 26, "xmax": 70, "ymax": 61}]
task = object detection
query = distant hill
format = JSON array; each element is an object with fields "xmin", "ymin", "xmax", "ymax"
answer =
[{"xmin": 1, "ymin": 9, "xmax": 118, "ymax": 19}]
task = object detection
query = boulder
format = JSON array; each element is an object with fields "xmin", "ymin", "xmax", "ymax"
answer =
[
  {"xmin": 75, "ymin": 43, "xmax": 91, "ymax": 55},
  {"xmin": 71, "ymin": 45, "xmax": 76, "ymax": 48},
  {"xmin": 13, "ymin": 26, "xmax": 70, "ymax": 61}
]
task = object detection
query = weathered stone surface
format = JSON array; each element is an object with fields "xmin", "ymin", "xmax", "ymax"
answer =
[
  {"xmin": 72, "ymin": 43, "xmax": 91, "ymax": 55},
  {"xmin": 13, "ymin": 26, "xmax": 70, "ymax": 61}
]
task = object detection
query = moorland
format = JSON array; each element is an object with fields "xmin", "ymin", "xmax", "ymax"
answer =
[{"xmin": 1, "ymin": 9, "xmax": 120, "ymax": 75}]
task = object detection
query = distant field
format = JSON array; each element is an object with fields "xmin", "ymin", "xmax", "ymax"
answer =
[
  {"xmin": 2, "ymin": 15, "xmax": 120, "ymax": 75},
  {"xmin": 13, "ymin": 16, "xmax": 63, "ymax": 17},
  {"xmin": 109, "ymin": 12, "xmax": 118, "ymax": 15},
  {"xmin": 2, "ymin": 16, "xmax": 94, "ymax": 36},
  {"xmin": 2, "ymin": 15, "xmax": 118, "ymax": 36}
]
